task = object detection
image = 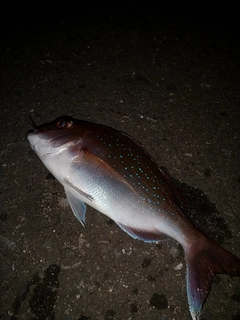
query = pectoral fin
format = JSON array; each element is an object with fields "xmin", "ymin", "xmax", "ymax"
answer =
[
  {"xmin": 64, "ymin": 179, "xmax": 94, "ymax": 201},
  {"xmin": 64, "ymin": 187, "xmax": 87, "ymax": 226}
]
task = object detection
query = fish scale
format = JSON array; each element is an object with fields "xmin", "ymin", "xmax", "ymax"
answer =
[
  {"xmin": 27, "ymin": 115, "xmax": 240, "ymax": 320},
  {"xmin": 85, "ymin": 128, "xmax": 178, "ymax": 216}
]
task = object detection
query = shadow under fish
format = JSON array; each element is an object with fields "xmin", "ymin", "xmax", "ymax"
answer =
[{"xmin": 27, "ymin": 115, "xmax": 240, "ymax": 320}]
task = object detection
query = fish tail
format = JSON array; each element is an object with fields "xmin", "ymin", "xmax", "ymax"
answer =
[{"xmin": 185, "ymin": 235, "xmax": 240, "ymax": 320}]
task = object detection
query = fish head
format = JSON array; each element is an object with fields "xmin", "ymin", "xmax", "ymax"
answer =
[{"xmin": 27, "ymin": 115, "xmax": 84, "ymax": 158}]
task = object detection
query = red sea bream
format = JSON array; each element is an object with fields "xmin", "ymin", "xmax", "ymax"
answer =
[{"xmin": 27, "ymin": 115, "xmax": 240, "ymax": 320}]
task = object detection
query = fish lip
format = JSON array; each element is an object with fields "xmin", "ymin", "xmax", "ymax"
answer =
[
  {"xmin": 26, "ymin": 128, "xmax": 38, "ymax": 142},
  {"xmin": 27, "ymin": 130, "xmax": 37, "ymax": 144}
]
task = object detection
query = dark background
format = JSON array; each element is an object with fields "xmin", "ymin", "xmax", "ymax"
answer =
[{"xmin": 1, "ymin": 2, "xmax": 240, "ymax": 320}]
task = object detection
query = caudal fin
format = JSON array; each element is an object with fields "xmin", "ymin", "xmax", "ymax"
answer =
[{"xmin": 185, "ymin": 236, "xmax": 240, "ymax": 320}]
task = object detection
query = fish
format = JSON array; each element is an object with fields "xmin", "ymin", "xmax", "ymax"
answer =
[{"xmin": 27, "ymin": 115, "xmax": 240, "ymax": 320}]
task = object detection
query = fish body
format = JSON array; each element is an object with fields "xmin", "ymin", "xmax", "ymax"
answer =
[{"xmin": 27, "ymin": 115, "xmax": 240, "ymax": 320}]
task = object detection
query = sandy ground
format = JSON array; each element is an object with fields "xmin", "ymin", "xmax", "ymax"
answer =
[{"xmin": 1, "ymin": 3, "xmax": 240, "ymax": 320}]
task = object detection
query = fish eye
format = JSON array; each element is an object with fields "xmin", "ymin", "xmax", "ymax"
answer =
[{"xmin": 57, "ymin": 119, "xmax": 73, "ymax": 129}]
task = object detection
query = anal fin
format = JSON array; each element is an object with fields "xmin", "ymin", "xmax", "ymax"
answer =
[{"xmin": 116, "ymin": 222, "xmax": 169, "ymax": 243}]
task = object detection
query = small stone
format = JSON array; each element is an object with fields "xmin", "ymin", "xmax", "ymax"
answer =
[{"xmin": 174, "ymin": 262, "xmax": 183, "ymax": 270}]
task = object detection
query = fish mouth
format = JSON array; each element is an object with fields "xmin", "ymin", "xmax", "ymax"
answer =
[
  {"xmin": 27, "ymin": 130, "xmax": 39, "ymax": 149},
  {"xmin": 27, "ymin": 131, "xmax": 56, "ymax": 157},
  {"xmin": 26, "ymin": 127, "xmax": 39, "ymax": 148}
]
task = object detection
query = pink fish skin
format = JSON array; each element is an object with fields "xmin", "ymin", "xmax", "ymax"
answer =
[{"xmin": 27, "ymin": 115, "xmax": 240, "ymax": 320}]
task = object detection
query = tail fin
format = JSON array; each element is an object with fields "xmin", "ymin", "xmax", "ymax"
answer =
[{"xmin": 185, "ymin": 236, "xmax": 240, "ymax": 320}]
